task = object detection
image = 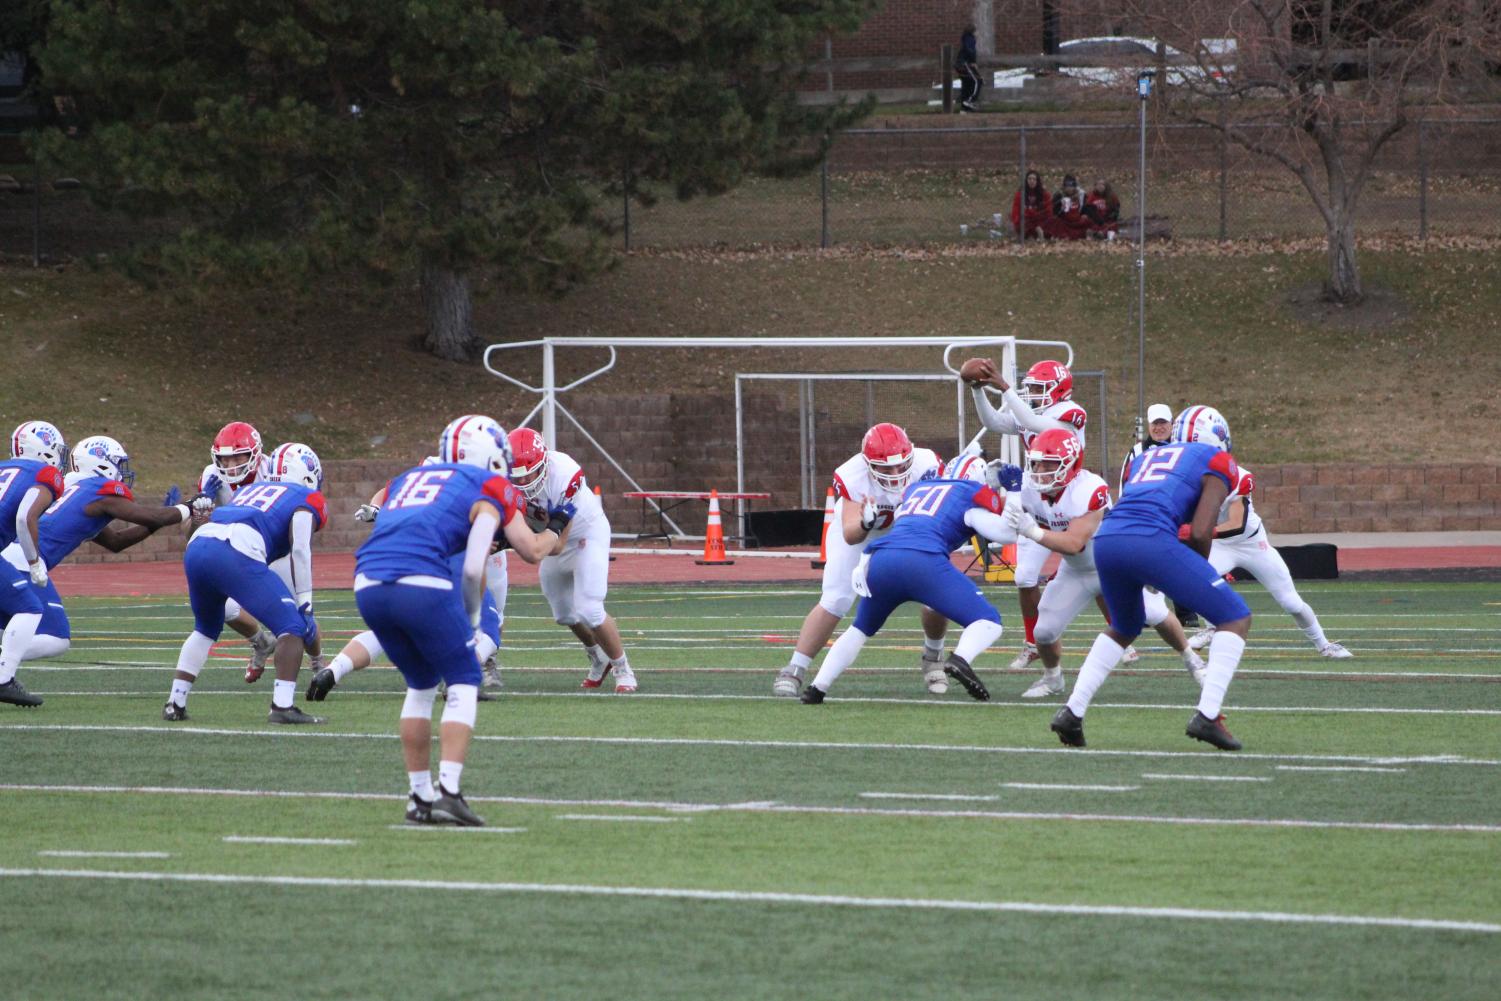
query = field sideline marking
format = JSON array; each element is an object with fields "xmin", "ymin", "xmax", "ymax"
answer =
[
  {"xmin": 3, "ymin": 783, "xmax": 1499, "ymax": 834},
  {"xmin": 36, "ymin": 850, "xmax": 171, "ymax": 859},
  {"xmin": 222, "ymin": 836, "xmax": 356, "ymax": 846},
  {"xmin": 26, "ymin": 666, "xmax": 1501, "ymax": 680},
  {"xmin": 3, "ymin": 725, "xmax": 1498, "ymax": 767},
  {"xmin": 1, "ymin": 867, "xmax": 1495, "ymax": 935}
]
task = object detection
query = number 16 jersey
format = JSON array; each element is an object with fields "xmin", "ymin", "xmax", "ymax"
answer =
[{"xmin": 357, "ymin": 463, "xmax": 524, "ymax": 581}]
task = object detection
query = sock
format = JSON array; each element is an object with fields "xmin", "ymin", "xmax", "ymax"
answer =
[
  {"xmin": 408, "ymin": 771, "xmax": 435, "ymax": 802},
  {"xmin": 1023, "ymin": 615, "xmax": 1038, "ymax": 646},
  {"xmin": 1197, "ymin": 631, "xmax": 1246, "ymax": 719},
  {"xmin": 810, "ymin": 628, "xmax": 869, "ymax": 692},
  {"xmin": 438, "ymin": 760, "xmax": 464, "ymax": 794},
  {"xmin": 1041, "ymin": 665, "xmax": 1063, "ymax": 680},
  {"xmin": 1066, "ymin": 633, "xmax": 1128, "ymax": 717},
  {"xmin": 787, "ymin": 650, "xmax": 813, "ymax": 675},
  {"xmin": 1292, "ymin": 606, "xmax": 1328, "ymax": 648},
  {"xmin": 272, "ymin": 678, "xmax": 296, "ymax": 709},
  {"xmin": 922, "ymin": 635, "xmax": 944, "ymax": 658},
  {"xmin": 586, "ymin": 643, "xmax": 606, "ymax": 665},
  {"xmin": 0, "ymin": 611, "xmax": 41, "ymax": 683},
  {"xmin": 953, "ymin": 619, "xmax": 1003, "ymax": 664},
  {"xmin": 475, "ymin": 633, "xmax": 498, "ymax": 664},
  {"xmin": 330, "ymin": 653, "xmax": 356, "ymax": 682},
  {"xmin": 169, "ymin": 678, "xmax": 194, "ymax": 707}
]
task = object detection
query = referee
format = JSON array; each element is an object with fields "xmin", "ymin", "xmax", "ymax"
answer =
[{"xmin": 1120, "ymin": 403, "xmax": 1203, "ymax": 630}]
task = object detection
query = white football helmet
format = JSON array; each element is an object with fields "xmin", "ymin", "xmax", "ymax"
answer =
[
  {"xmin": 265, "ymin": 442, "xmax": 323, "ymax": 490},
  {"xmin": 1172, "ymin": 406, "xmax": 1232, "ymax": 452},
  {"xmin": 943, "ymin": 452, "xmax": 987, "ymax": 483},
  {"xmin": 72, "ymin": 435, "xmax": 134, "ymax": 487},
  {"xmin": 437, "ymin": 415, "xmax": 512, "ymax": 475},
  {"xmin": 11, "ymin": 421, "xmax": 66, "ymax": 469}
]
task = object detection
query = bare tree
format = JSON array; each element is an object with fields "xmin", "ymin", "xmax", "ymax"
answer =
[{"xmin": 1070, "ymin": 0, "xmax": 1501, "ymax": 303}]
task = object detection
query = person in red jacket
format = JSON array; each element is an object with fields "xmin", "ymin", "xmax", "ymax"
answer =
[
  {"xmin": 1045, "ymin": 174, "xmax": 1092, "ymax": 240},
  {"xmin": 1010, "ymin": 170, "xmax": 1050, "ymax": 239},
  {"xmin": 1081, "ymin": 178, "xmax": 1121, "ymax": 238}
]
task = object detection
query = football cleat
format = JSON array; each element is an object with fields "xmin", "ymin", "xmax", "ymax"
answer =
[
  {"xmin": 476, "ymin": 688, "xmax": 496, "ymax": 702},
  {"xmin": 580, "ymin": 651, "xmax": 612, "ymax": 689},
  {"xmin": 1183, "ymin": 650, "xmax": 1207, "ymax": 686},
  {"xmin": 1008, "ymin": 642, "xmax": 1040, "ymax": 671},
  {"xmin": 244, "ymin": 629, "xmax": 275, "ymax": 683},
  {"xmin": 799, "ymin": 684, "xmax": 827, "ymax": 705},
  {"xmin": 161, "ymin": 700, "xmax": 188, "ymax": 722},
  {"xmin": 772, "ymin": 668, "xmax": 803, "ymax": 698},
  {"xmin": 921, "ymin": 649, "xmax": 948, "ymax": 694},
  {"xmin": 267, "ymin": 704, "xmax": 326, "ymax": 725},
  {"xmin": 1319, "ymin": 642, "xmax": 1354, "ymax": 659},
  {"xmin": 943, "ymin": 654, "xmax": 990, "ymax": 701},
  {"xmin": 305, "ymin": 667, "xmax": 336, "ymax": 702},
  {"xmin": 405, "ymin": 794, "xmax": 436, "ymax": 825},
  {"xmin": 1120, "ymin": 646, "xmax": 1141, "ymax": 664},
  {"xmin": 0, "ymin": 678, "xmax": 43, "ymax": 707},
  {"xmin": 1188, "ymin": 626, "xmax": 1216, "ymax": 651},
  {"xmin": 482, "ymin": 655, "xmax": 504, "ymax": 689},
  {"xmin": 1050, "ymin": 706, "xmax": 1086, "ymax": 747},
  {"xmin": 613, "ymin": 665, "xmax": 638, "ymax": 694},
  {"xmin": 1020, "ymin": 671, "xmax": 1065, "ymax": 699},
  {"xmin": 1186, "ymin": 711, "xmax": 1242, "ymax": 751},
  {"xmin": 432, "ymin": 786, "xmax": 485, "ymax": 827}
]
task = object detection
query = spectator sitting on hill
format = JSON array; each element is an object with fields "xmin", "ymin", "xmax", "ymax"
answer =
[
  {"xmin": 1045, "ymin": 174, "xmax": 1092, "ymax": 241},
  {"xmin": 1010, "ymin": 170, "xmax": 1050, "ymax": 239},
  {"xmin": 1082, "ymin": 178, "xmax": 1121, "ymax": 238}
]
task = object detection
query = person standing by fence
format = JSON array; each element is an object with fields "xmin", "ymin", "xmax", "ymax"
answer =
[{"xmin": 957, "ymin": 25, "xmax": 982, "ymax": 112}]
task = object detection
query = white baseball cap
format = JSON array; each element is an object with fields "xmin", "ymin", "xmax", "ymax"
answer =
[{"xmin": 1147, "ymin": 404, "xmax": 1173, "ymax": 424}]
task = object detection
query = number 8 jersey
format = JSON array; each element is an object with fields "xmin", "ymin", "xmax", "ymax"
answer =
[
  {"xmin": 357, "ymin": 463, "xmax": 525, "ymax": 581},
  {"xmin": 1102, "ymin": 442, "xmax": 1239, "ymax": 538}
]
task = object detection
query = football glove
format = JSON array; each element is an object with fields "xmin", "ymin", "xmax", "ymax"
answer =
[
  {"xmin": 298, "ymin": 602, "xmax": 319, "ymax": 645},
  {"xmin": 161, "ymin": 485, "xmax": 182, "ymax": 507},
  {"xmin": 200, "ymin": 473, "xmax": 224, "ymax": 499},
  {"xmin": 354, "ymin": 503, "xmax": 379, "ymax": 523},
  {"xmin": 859, "ymin": 497, "xmax": 879, "ymax": 531},
  {"xmin": 996, "ymin": 463, "xmax": 1023, "ymax": 493},
  {"xmin": 28, "ymin": 557, "xmax": 48, "ymax": 587},
  {"xmin": 545, "ymin": 502, "xmax": 576, "ymax": 535},
  {"xmin": 189, "ymin": 493, "xmax": 215, "ymax": 517}
]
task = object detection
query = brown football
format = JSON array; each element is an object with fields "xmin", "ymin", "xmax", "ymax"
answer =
[{"xmin": 959, "ymin": 357, "xmax": 992, "ymax": 384}]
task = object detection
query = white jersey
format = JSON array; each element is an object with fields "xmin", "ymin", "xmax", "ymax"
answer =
[
  {"xmin": 1020, "ymin": 469, "xmax": 1111, "ymax": 574},
  {"xmin": 830, "ymin": 447, "xmax": 942, "ymax": 540},
  {"xmin": 523, "ymin": 449, "xmax": 606, "ymax": 546},
  {"xmin": 1215, "ymin": 464, "xmax": 1263, "ymax": 540},
  {"xmin": 1026, "ymin": 399, "xmax": 1088, "ymax": 451}
]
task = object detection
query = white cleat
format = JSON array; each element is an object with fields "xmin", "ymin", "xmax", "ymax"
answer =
[
  {"xmin": 1319, "ymin": 642, "xmax": 1354, "ymax": 659},
  {"xmin": 1020, "ymin": 672, "xmax": 1066, "ymax": 699},
  {"xmin": 1188, "ymin": 626, "xmax": 1216, "ymax": 651},
  {"xmin": 1120, "ymin": 646, "xmax": 1140, "ymax": 664},
  {"xmin": 613, "ymin": 665, "xmax": 638, "ymax": 693},
  {"xmin": 772, "ymin": 669, "xmax": 803, "ymax": 698},
  {"xmin": 580, "ymin": 654, "xmax": 612, "ymax": 690},
  {"xmin": 1183, "ymin": 649, "xmax": 1207, "ymax": 686},
  {"xmin": 1008, "ymin": 643, "xmax": 1040, "ymax": 671}
]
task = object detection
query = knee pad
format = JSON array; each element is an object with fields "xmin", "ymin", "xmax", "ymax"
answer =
[
  {"xmin": 400, "ymin": 685, "xmax": 439, "ymax": 721},
  {"xmin": 818, "ymin": 592, "xmax": 855, "ymax": 618},
  {"xmin": 1033, "ymin": 619, "xmax": 1063, "ymax": 646},
  {"xmin": 441, "ymin": 683, "xmax": 478, "ymax": 729}
]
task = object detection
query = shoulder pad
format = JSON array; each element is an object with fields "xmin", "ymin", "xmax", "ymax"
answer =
[{"xmin": 98, "ymin": 480, "xmax": 134, "ymax": 500}]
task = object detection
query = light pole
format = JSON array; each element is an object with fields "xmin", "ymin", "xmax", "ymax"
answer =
[{"xmin": 1134, "ymin": 70, "xmax": 1153, "ymax": 447}]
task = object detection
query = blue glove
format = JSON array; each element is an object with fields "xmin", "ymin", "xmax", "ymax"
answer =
[
  {"xmin": 545, "ymin": 502, "xmax": 577, "ymax": 535},
  {"xmin": 997, "ymin": 463, "xmax": 1023, "ymax": 492},
  {"xmin": 161, "ymin": 484, "xmax": 182, "ymax": 507},
  {"xmin": 201, "ymin": 473, "xmax": 223, "ymax": 499},
  {"xmin": 298, "ymin": 603, "xmax": 319, "ymax": 645}
]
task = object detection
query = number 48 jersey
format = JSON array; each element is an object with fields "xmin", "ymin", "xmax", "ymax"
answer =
[
  {"xmin": 866, "ymin": 478, "xmax": 1005, "ymax": 557},
  {"xmin": 1102, "ymin": 442, "xmax": 1239, "ymax": 539},
  {"xmin": 209, "ymin": 481, "xmax": 327, "ymax": 562},
  {"xmin": 357, "ymin": 463, "xmax": 525, "ymax": 581}
]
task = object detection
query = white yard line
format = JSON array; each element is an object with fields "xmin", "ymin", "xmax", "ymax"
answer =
[
  {"xmin": 1001, "ymin": 783, "xmax": 1141, "ymax": 792},
  {"xmin": 222, "ymin": 836, "xmax": 356, "ymax": 846},
  {"xmin": 556, "ymin": 814, "xmax": 687, "ymax": 823},
  {"xmin": 386, "ymin": 825, "xmax": 527, "ymax": 834},
  {"xmin": 3, "ymin": 783, "xmax": 1498, "ymax": 834},
  {"xmin": 1275, "ymin": 766, "xmax": 1408, "ymax": 774},
  {"xmin": 859, "ymin": 792, "xmax": 1000, "ymax": 802},
  {"xmin": 36, "ymin": 850, "xmax": 171, "ymax": 859},
  {"xmin": 1141, "ymin": 774, "xmax": 1273, "ymax": 783},
  {"xmin": 1, "ymin": 867, "xmax": 1495, "ymax": 935}
]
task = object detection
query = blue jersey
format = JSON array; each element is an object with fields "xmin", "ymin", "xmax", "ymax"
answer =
[
  {"xmin": 209, "ymin": 482, "xmax": 327, "ymax": 562},
  {"xmin": 356, "ymin": 463, "xmax": 524, "ymax": 581},
  {"xmin": 1101, "ymin": 442, "xmax": 1239, "ymax": 538},
  {"xmin": 38, "ymin": 475, "xmax": 133, "ymax": 568},
  {"xmin": 867, "ymin": 478, "xmax": 1005, "ymax": 556},
  {"xmin": 0, "ymin": 459, "xmax": 65, "ymax": 550}
]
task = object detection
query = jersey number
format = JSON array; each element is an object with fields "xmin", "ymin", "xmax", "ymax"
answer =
[
  {"xmin": 387, "ymin": 470, "xmax": 454, "ymax": 510},
  {"xmin": 235, "ymin": 484, "xmax": 289, "ymax": 513},
  {"xmin": 1129, "ymin": 446, "xmax": 1185, "ymax": 484},
  {"xmin": 43, "ymin": 484, "xmax": 81, "ymax": 516},
  {"xmin": 895, "ymin": 483, "xmax": 953, "ymax": 518},
  {"xmin": 0, "ymin": 467, "xmax": 18, "ymax": 502}
]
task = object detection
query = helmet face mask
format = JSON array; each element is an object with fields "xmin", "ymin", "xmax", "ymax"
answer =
[
  {"xmin": 862, "ymin": 422, "xmax": 914, "ymax": 492},
  {"xmin": 1026, "ymin": 428, "xmax": 1084, "ymax": 493},
  {"xmin": 212, "ymin": 422, "xmax": 263, "ymax": 486}
]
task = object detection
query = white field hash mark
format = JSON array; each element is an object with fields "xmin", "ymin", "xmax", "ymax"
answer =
[
  {"xmin": 555, "ymin": 814, "xmax": 687, "ymax": 823},
  {"xmin": 2, "ymin": 868, "xmax": 1496, "ymax": 936},
  {"xmin": 1142, "ymin": 774, "xmax": 1274, "ymax": 783},
  {"xmin": 1002, "ymin": 783, "xmax": 1142, "ymax": 792},
  {"xmin": 222, "ymin": 836, "xmax": 356, "ymax": 846},
  {"xmin": 860, "ymin": 792, "xmax": 1000, "ymax": 802},
  {"xmin": 36, "ymin": 850, "xmax": 172, "ymax": 859}
]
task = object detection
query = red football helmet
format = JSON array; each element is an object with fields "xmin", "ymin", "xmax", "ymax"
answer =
[
  {"xmin": 211, "ymin": 421, "xmax": 263, "ymax": 485},
  {"xmin": 1026, "ymin": 428, "xmax": 1084, "ymax": 493},
  {"xmin": 1020, "ymin": 360, "xmax": 1073, "ymax": 411},
  {"xmin": 507, "ymin": 427, "xmax": 550, "ymax": 499},
  {"xmin": 862, "ymin": 423, "xmax": 914, "ymax": 491}
]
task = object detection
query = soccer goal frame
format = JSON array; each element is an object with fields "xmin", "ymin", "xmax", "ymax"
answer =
[{"xmin": 483, "ymin": 335, "xmax": 1074, "ymax": 542}]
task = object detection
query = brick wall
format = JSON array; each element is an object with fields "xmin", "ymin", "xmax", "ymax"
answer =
[{"xmin": 1248, "ymin": 464, "xmax": 1501, "ymax": 534}]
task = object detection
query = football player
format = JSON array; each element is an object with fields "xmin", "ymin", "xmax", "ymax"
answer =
[
  {"xmin": 353, "ymin": 415, "xmax": 569, "ymax": 827},
  {"xmin": 773, "ymin": 423, "xmax": 951, "ymax": 698},
  {"xmin": 1006, "ymin": 428, "xmax": 1205, "ymax": 698},
  {"xmin": 0, "ymin": 422, "xmax": 67, "ymax": 707},
  {"xmin": 1050, "ymin": 406, "xmax": 1252, "ymax": 751},
  {"xmin": 0, "ymin": 436, "xmax": 193, "ymax": 669},
  {"xmin": 164, "ymin": 443, "xmax": 327, "ymax": 724},
  {"xmin": 961, "ymin": 358, "xmax": 1088, "ymax": 675},
  {"xmin": 800, "ymin": 456, "xmax": 1017, "ymax": 703},
  {"xmin": 508, "ymin": 428, "xmax": 636, "ymax": 693},
  {"xmin": 1182, "ymin": 410, "xmax": 1351, "ymax": 660}
]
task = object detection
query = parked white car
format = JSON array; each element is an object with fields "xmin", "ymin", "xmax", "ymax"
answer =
[{"xmin": 992, "ymin": 36, "xmax": 1236, "ymax": 90}]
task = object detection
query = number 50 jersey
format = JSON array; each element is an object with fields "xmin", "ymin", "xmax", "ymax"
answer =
[
  {"xmin": 357, "ymin": 463, "xmax": 525, "ymax": 581},
  {"xmin": 866, "ymin": 478, "xmax": 1006, "ymax": 557}
]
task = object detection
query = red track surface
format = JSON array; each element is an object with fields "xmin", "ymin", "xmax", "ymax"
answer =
[{"xmin": 49, "ymin": 545, "xmax": 1501, "ymax": 598}]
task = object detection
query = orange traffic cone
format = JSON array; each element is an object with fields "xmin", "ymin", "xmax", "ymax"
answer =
[
  {"xmin": 695, "ymin": 489, "xmax": 734, "ymax": 566},
  {"xmin": 811, "ymin": 486, "xmax": 835, "ymax": 569}
]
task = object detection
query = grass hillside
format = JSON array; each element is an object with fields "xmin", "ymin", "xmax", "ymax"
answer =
[{"xmin": 2, "ymin": 238, "xmax": 1497, "ymax": 497}]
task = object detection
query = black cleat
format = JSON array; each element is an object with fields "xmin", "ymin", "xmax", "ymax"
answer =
[
  {"xmin": 305, "ymin": 667, "xmax": 336, "ymax": 702},
  {"xmin": 943, "ymin": 654, "xmax": 990, "ymax": 701},
  {"xmin": 1050, "ymin": 706, "xmax": 1086, "ymax": 747},
  {"xmin": 0, "ymin": 678, "xmax": 43, "ymax": 707},
  {"xmin": 161, "ymin": 700, "xmax": 189, "ymax": 722},
  {"xmin": 405, "ymin": 793, "xmax": 437, "ymax": 825},
  {"xmin": 267, "ymin": 704, "xmax": 326, "ymax": 725},
  {"xmin": 799, "ymin": 685, "xmax": 827, "ymax": 704},
  {"xmin": 432, "ymin": 786, "xmax": 485, "ymax": 827},
  {"xmin": 1186, "ymin": 711, "xmax": 1242, "ymax": 751},
  {"xmin": 476, "ymin": 688, "xmax": 496, "ymax": 702}
]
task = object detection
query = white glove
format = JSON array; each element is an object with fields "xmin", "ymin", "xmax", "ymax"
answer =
[
  {"xmin": 28, "ymin": 558, "xmax": 47, "ymax": 586},
  {"xmin": 860, "ymin": 497, "xmax": 879, "ymax": 532},
  {"xmin": 354, "ymin": 503, "xmax": 380, "ymax": 523},
  {"xmin": 1002, "ymin": 496, "xmax": 1025, "ymax": 532},
  {"xmin": 851, "ymin": 553, "xmax": 872, "ymax": 598},
  {"xmin": 191, "ymin": 495, "xmax": 215, "ymax": 517},
  {"xmin": 1018, "ymin": 511, "xmax": 1046, "ymax": 543}
]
